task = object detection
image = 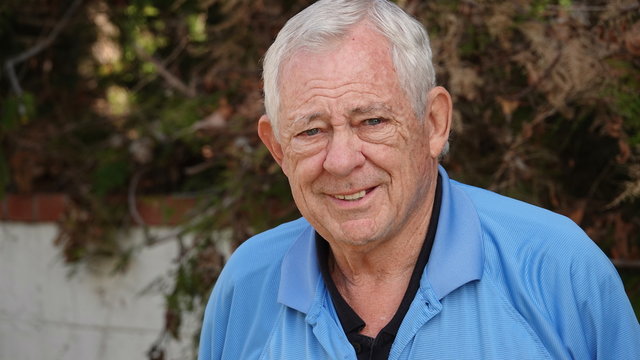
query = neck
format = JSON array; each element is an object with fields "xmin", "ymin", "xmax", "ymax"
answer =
[
  {"xmin": 326, "ymin": 209, "xmax": 432, "ymax": 337},
  {"xmin": 321, "ymin": 173, "xmax": 439, "ymax": 336},
  {"xmin": 328, "ymin": 223, "xmax": 427, "ymax": 286},
  {"xmin": 327, "ymin": 181, "xmax": 436, "ymax": 285}
]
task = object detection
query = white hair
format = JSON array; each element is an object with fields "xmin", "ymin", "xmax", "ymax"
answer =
[{"xmin": 263, "ymin": 0, "xmax": 442, "ymax": 150}]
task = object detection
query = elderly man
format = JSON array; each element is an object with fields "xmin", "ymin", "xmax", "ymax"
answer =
[{"xmin": 198, "ymin": 0, "xmax": 640, "ymax": 359}]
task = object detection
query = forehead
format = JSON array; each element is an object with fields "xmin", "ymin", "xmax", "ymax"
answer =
[{"xmin": 278, "ymin": 23, "xmax": 406, "ymax": 118}]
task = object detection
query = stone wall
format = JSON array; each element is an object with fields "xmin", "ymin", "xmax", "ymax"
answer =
[{"xmin": 0, "ymin": 222, "xmax": 197, "ymax": 360}]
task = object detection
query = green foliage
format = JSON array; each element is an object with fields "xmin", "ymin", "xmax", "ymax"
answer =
[
  {"xmin": 92, "ymin": 157, "xmax": 130, "ymax": 196},
  {"xmin": 0, "ymin": 92, "xmax": 36, "ymax": 198},
  {"xmin": 608, "ymin": 63, "xmax": 640, "ymax": 144},
  {"xmin": 1, "ymin": 93, "xmax": 35, "ymax": 131}
]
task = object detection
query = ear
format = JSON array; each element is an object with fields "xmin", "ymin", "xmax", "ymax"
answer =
[
  {"xmin": 424, "ymin": 86, "xmax": 452, "ymax": 158},
  {"xmin": 258, "ymin": 115, "xmax": 285, "ymax": 167}
]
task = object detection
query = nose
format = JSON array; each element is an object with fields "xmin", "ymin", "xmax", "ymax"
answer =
[{"xmin": 323, "ymin": 129, "xmax": 365, "ymax": 177}]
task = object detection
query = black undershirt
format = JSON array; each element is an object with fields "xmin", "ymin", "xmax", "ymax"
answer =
[{"xmin": 317, "ymin": 176, "xmax": 442, "ymax": 360}]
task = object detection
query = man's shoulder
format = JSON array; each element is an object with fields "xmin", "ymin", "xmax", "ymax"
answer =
[
  {"xmin": 234, "ymin": 217, "xmax": 310, "ymax": 255},
  {"xmin": 218, "ymin": 217, "xmax": 311, "ymax": 284},
  {"xmin": 450, "ymin": 179, "xmax": 617, "ymax": 284},
  {"xmin": 450, "ymin": 179, "xmax": 613, "ymax": 269},
  {"xmin": 452, "ymin": 180, "xmax": 585, "ymax": 240}
]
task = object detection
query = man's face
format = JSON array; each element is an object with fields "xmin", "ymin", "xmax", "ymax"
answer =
[{"xmin": 260, "ymin": 23, "xmax": 450, "ymax": 249}]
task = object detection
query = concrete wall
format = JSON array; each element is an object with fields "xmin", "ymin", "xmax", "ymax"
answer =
[{"xmin": 0, "ymin": 222, "xmax": 198, "ymax": 360}]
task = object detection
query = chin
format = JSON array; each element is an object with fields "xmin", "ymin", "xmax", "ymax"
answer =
[
  {"xmin": 335, "ymin": 221, "xmax": 388, "ymax": 246},
  {"xmin": 337, "ymin": 234, "xmax": 376, "ymax": 246}
]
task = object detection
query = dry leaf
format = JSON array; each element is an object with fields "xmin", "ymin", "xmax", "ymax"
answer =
[
  {"xmin": 497, "ymin": 96, "xmax": 520, "ymax": 120},
  {"xmin": 625, "ymin": 21, "xmax": 640, "ymax": 56}
]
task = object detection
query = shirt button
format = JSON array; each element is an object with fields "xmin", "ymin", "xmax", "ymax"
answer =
[{"xmin": 352, "ymin": 342, "xmax": 362, "ymax": 353}]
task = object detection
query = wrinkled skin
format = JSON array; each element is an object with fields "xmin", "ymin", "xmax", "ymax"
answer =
[{"xmin": 259, "ymin": 22, "xmax": 451, "ymax": 261}]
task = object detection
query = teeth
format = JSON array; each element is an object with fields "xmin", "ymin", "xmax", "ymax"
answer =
[{"xmin": 334, "ymin": 190, "xmax": 366, "ymax": 201}]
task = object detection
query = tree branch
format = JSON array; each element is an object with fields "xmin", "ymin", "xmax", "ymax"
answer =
[
  {"xmin": 131, "ymin": 36, "xmax": 189, "ymax": 94},
  {"xmin": 4, "ymin": 0, "xmax": 83, "ymax": 98},
  {"xmin": 134, "ymin": 45, "xmax": 196, "ymax": 98},
  {"xmin": 612, "ymin": 259, "xmax": 640, "ymax": 271},
  {"xmin": 128, "ymin": 167, "xmax": 147, "ymax": 226}
]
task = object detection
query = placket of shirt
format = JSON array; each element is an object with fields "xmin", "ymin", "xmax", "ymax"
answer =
[
  {"xmin": 387, "ymin": 284, "xmax": 443, "ymax": 360},
  {"xmin": 305, "ymin": 285, "xmax": 359, "ymax": 360}
]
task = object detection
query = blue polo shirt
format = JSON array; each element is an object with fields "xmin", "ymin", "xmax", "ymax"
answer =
[{"xmin": 199, "ymin": 166, "xmax": 640, "ymax": 359}]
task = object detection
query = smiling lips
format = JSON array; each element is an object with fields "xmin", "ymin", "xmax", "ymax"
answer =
[
  {"xmin": 332, "ymin": 187, "xmax": 375, "ymax": 201},
  {"xmin": 333, "ymin": 190, "xmax": 366, "ymax": 201}
]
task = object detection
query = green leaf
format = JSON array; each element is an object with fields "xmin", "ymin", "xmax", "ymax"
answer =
[
  {"xmin": 91, "ymin": 160, "xmax": 130, "ymax": 196},
  {"xmin": 1, "ymin": 93, "xmax": 35, "ymax": 132}
]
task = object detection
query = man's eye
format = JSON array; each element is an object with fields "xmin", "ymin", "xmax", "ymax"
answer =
[
  {"xmin": 300, "ymin": 128, "xmax": 320, "ymax": 136},
  {"xmin": 364, "ymin": 118, "xmax": 384, "ymax": 126}
]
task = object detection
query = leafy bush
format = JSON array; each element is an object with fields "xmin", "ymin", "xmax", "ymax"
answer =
[{"xmin": 1, "ymin": 0, "xmax": 638, "ymax": 356}]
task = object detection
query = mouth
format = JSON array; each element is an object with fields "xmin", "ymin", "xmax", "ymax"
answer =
[{"xmin": 332, "ymin": 187, "xmax": 375, "ymax": 201}]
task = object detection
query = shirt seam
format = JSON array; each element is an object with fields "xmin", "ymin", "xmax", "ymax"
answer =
[
  {"xmin": 257, "ymin": 305, "xmax": 287, "ymax": 360},
  {"xmin": 482, "ymin": 266, "xmax": 554, "ymax": 359}
]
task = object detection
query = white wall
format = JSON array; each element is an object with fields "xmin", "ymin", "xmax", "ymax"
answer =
[{"xmin": 0, "ymin": 222, "xmax": 198, "ymax": 360}]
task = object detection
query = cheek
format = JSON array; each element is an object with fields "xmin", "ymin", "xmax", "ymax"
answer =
[
  {"xmin": 401, "ymin": 129, "xmax": 431, "ymax": 168},
  {"xmin": 279, "ymin": 143, "xmax": 301, "ymax": 178},
  {"xmin": 282, "ymin": 152, "xmax": 326, "ymax": 188}
]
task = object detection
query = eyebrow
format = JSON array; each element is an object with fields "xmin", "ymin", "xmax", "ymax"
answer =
[
  {"xmin": 349, "ymin": 103, "xmax": 392, "ymax": 116},
  {"xmin": 290, "ymin": 103, "xmax": 392, "ymax": 127},
  {"xmin": 291, "ymin": 112, "xmax": 324, "ymax": 127}
]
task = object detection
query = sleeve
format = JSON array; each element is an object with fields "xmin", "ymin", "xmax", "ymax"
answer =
[
  {"xmin": 572, "ymin": 254, "xmax": 640, "ymax": 359},
  {"xmin": 549, "ymin": 235, "xmax": 640, "ymax": 359},
  {"xmin": 198, "ymin": 274, "xmax": 234, "ymax": 360},
  {"xmin": 196, "ymin": 234, "xmax": 286, "ymax": 360}
]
